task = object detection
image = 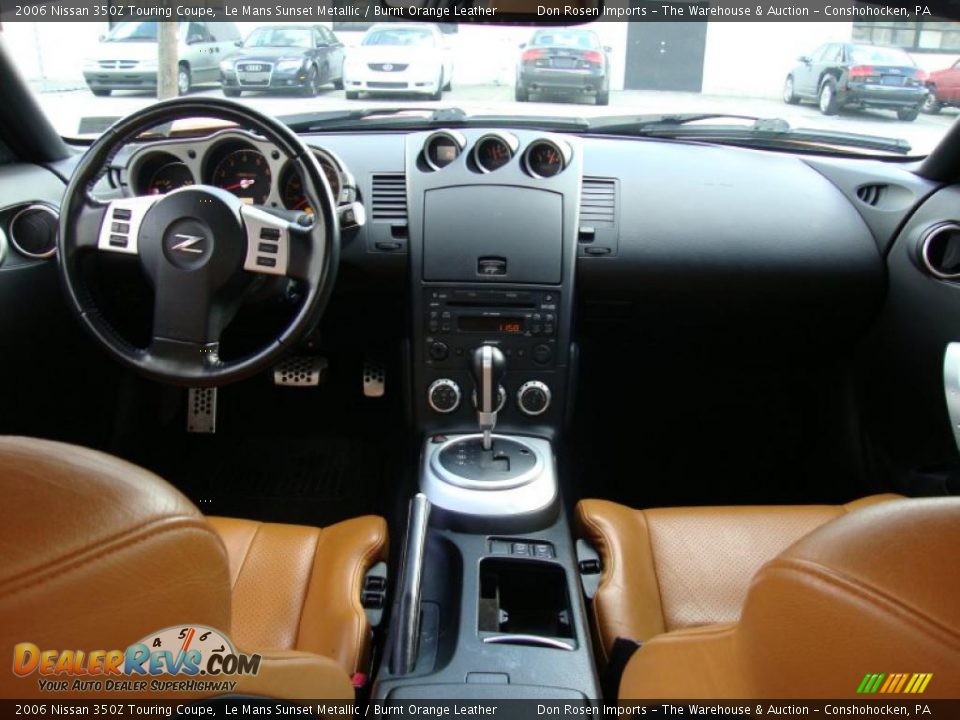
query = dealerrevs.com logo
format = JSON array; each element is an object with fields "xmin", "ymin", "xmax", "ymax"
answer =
[{"xmin": 11, "ymin": 626, "xmax": 261, "ymax": 693}]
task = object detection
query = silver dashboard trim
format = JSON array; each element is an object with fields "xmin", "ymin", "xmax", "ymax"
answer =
[
  {"xmin": 420, "ymin": 433, "xmax": 556, "ymax": 517},
  {"xmin": 9, "ymin": 204, "xmax": 59, "ymax": 259},
  {"xmin": 944, "ymin": 343, "xmax": 960, "ymax": 455},
  {"xmin": 920, "ymin": 222, "xmax": 960, "ymax": 280}
]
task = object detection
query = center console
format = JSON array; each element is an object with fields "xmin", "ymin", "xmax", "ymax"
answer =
[{"xmin": 374, "ymin": 129, "xmax": 599, "ymax": 700}]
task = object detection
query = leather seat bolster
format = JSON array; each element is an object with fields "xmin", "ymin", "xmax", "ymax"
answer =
[
  {"xmin": 208, "ymin": 515, "xmax": 388, "ymax": 676},
  {"xmin": 234, "ymin": 651, "xmax": 355, "ymax": 700},
  {"xmin": 576, "ymin": 494, "xmax": 901, "ymax": 658},
  {"xmin": 0, "ymin": 437, "xmax": 231, "ymax": 700},
  {"xmin": 575, "ymin": 499, "xmax": 666, "ymax": 663},
  {"xmin": 621, "ymin": 498, "xmax": 960, "ymax": 699}
]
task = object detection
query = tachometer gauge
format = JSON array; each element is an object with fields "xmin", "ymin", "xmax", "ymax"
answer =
[
  {"xmin": 523, "ymin": 140, "xmax": 567, "ymax": 179},
  {"xmin": 147, "ymin": 162, "xmax": 194, "ymax": 195},
  {"xmin": 211, "ymin": 149, "xmax": 271, "ymax": 205}
]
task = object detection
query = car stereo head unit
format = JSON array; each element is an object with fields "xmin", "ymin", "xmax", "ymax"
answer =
[{"xmin": 423, "ymin": 288, "xmax": 560, "ymax": 370}]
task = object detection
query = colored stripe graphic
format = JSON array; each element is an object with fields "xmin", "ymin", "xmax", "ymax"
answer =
[{"xmin": 857, "ymin": 672, "xmax": 932, "ymax": 694}]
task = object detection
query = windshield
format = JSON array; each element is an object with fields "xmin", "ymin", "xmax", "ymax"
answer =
[
  {"xmin": 361, "ymin": 28, "xmax": 436, "ymax": 47},
  {"xmin": 103, "ymin": 22, "xmax": 162, "ymax": 43},
  {"xmin": 849, "ymin": 45, "xmax": 917, "ymax": 66},
  {"xmin": 6, "ymin": 16, "xmax": 960, "ymax": 155},
  {"xmin": 245, "ymin": 27, "xmax": 312, "ymax": 50}
]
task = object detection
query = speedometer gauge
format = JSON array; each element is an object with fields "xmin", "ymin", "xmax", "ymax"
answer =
[
  {"xmin": 211, "ymin": 149, "xmax": 271, "ymax": 205},
  {"xmin": 147, "ymin": 162, "xmax": 194, "ymax": 195}
]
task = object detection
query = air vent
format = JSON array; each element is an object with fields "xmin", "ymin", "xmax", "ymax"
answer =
[
  {"xmin": 370, "ymin": 173, "xmax": 407, "ymax": 223},
  {"xmin": 920, "ymin": 222, "xmax": 960, "ymax": 280},
  {"xmin": 579, "ymin": 177, "xmax": 616, "ymax": 229},
  {"xmin": 10, "ymin": 204, "xmax": 58, "ymax": 259},
  {"xmin": 856, "ymin": 184, "xmax": 887, "ymax": 207}
]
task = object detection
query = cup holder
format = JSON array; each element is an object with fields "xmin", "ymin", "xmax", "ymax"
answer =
[{"xmin": 478, "ymin": 558, "xmax": 575, "ymax": 649}]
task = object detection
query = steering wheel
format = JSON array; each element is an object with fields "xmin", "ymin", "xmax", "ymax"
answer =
[{"xmin": 57, "ymin": 97, "xmax": 339, "ymax": 387}]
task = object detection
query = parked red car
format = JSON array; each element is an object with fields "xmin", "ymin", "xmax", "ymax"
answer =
[{"xmin": 924, "ymin": 59, "xmax": 960, "ymax": 113}]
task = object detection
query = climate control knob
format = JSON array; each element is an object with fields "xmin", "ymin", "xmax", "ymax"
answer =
[
  {"xmin": 427, "ymin": 378, "xmax": 461, "ymax": 414},
  {"xmin": 517, "ymin": 381, "xmax": 551, "ymax": 416}
]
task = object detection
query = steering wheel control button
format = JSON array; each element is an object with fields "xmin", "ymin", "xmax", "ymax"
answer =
[
  {"xmin": 97, "ymin": 196, "xmax": 158, "ymax": 255},
  {"xmin": 428, "ymin": 378, "xmax": 461, "ymax": 414},
  {"xmin": 517, "ymin": 381, "xmax": 551, "ymax": 416},
  {"xmin": 241, "ymin": 205, "xmax": 291, "ymax": 276}
]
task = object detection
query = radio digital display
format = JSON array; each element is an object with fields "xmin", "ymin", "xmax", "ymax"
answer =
[{"xmin": 458, "ymin": 316, "xmax": 525, "ymax": 334}]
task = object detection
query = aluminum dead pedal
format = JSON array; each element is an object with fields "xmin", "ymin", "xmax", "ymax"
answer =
[
  {"xmin": 273, "ymin": 356, "xmax": 328, "ymax": 387},
  {"xmin": 363, "ymin": 360, "xmax": 386, "ymax": 398},
  {"xmin": 187, "ymin": 387, "xmax": 217, "ymax": 434}
]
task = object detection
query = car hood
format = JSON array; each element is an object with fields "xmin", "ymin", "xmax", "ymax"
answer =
[
  {"xmin": 87, "ymin": 41, "xmax": 157, "ymax": 62},
  {"xmin": 229, "ymin": 47, "xmax": 308, "ymax": 63},
  {"xmin": 349, "ymin": 46, "xmax": 434, "ymax": 64}
]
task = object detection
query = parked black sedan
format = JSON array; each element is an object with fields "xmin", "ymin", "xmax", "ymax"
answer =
[
  {"xmin": 515, "ymin": 28, "xmax": 611, "ymax": 105},
  {"xmin": 783, "ymin": 43, "xmax": 927, "ymax": 121},
  {"xmin": 220, "ymin": 25, "xmax": 345, "ymax": 97}
]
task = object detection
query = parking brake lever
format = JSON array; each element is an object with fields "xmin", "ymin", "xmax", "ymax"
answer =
[{"xmin": 390, "ymin": 493, "xmax": 431, "ymax": 676}]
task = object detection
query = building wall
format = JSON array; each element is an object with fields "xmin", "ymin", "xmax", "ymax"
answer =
[{"xmin": 701, "ymin": 22, "xmax": 852, "ymax": 99}]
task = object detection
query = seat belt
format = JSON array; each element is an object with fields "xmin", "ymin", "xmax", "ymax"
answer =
[{"xmin": 601, "ymin": 637, "xmax": 642, "ymax": 700}]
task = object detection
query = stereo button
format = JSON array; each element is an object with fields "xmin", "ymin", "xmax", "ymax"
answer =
[{"xmin": 429, "ymin": 342, "xmax": 450, "ymax": 361}]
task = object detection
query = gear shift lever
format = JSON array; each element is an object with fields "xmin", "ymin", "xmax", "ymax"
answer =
[{"xmin": 471, "ymin": 345, "xmax": 506, "ymax": 450}]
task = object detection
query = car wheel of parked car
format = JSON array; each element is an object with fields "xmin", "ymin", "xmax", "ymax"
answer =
[
  {"xmin": 923, "ymin": 90, "xmax": 942, "ymax": 114},
  {"xmin": 783, "ymin": 76, "xmax": 800, "ymax": 105},
  {"xmin": 515, "ymin": 84, "xmax": 529, "ymax": 102},
  {"xmin": 818, "ymin": 78, "xmax": 839, "ymax": 116},
  {"xmin": 223, "ymin": 88, "xmax": 241, "ymax": 98},
  {"xmin": 302, "ymin": 67, "xmax": 320, "ymax": 97},
  {"xmin": 177, "ymin": 64, "xmax": 191, "ymax": 96},
  {"xmin": 91, "ymin": 88, "xmax": 111, "ymax": 97},
  {"xmin": 345, "ymin": 90, "xmax": 359, "ymax": 100},
  {"xmin": 333, "ymin": 63, "xmax": 344, "ymax": 90},
  {"xmin": 897, "ymin": 107, "xmax": 920, "ymax": 122},
  {"xmin": 596, "ymin": 89, "xmax": 610, "ymax": 106}
]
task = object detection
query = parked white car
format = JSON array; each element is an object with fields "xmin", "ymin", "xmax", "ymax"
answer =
[{"xmin": 343, "ymin": 24, "xmax": 453, "ymax": 100}]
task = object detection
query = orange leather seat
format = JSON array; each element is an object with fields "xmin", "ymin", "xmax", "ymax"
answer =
[
  {"xmin": 0, "ymin": 436, "xmax": 388, "ymax": 700},
  {"xmin": 575, "ymin": 494, "xmax": 900, "ymax": 662},
  {"xmin": 576, "ymin": 496, "xmax": 960, "ymax": 699}
]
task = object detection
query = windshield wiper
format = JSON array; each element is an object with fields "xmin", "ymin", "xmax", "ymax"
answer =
[
  {"xmin": 282, "ymin": 107, "xmax": 470, "ymax": 132},
  {"xmin": 586, "ymin": 113, "xmax": 912, "ymax": 154},
  {"xmin": 281, "ymin": 107, "xmax": 592, "ymax": 133}
]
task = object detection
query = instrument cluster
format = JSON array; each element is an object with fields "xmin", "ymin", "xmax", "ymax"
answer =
[{"xmin": 126, "ymin": 129, "xmax": 348, "ymax": 215}]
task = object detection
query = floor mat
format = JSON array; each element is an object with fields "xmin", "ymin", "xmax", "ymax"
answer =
[{"xmin": 168, "ymin": 434, "xmax": 391, "ymax": 527}]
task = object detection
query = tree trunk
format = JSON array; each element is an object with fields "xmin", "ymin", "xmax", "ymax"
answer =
[{"xmin": 157, "ymin": 19, "xmax": 179, "ymax": 99}]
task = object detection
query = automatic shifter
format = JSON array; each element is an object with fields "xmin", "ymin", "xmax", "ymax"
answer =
[{"xmin": 471, "ymin": 345, "xmax": 506, "ymax": 450}]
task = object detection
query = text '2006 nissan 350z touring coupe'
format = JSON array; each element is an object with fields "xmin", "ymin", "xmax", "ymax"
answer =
[{"xmin": 0, "ymin": 1, "xmax": 958, "ymax": 717}]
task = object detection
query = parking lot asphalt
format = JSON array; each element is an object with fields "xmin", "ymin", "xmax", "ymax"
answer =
[{"xmin": 34, "ymin": 82, "xmax": 957, "ymax": 155}]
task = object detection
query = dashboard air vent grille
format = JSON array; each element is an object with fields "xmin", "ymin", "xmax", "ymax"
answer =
[
  {"xmin": 580, "ymin": 177, "xmax": 616, "ymax": 228},
  {"xmin": 856, "ymin": 184, "xmax": 887, "ymax": 207},
  {"xmin": 371, "ymin": 173, "xmax": 407, "ymax": 222}
]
